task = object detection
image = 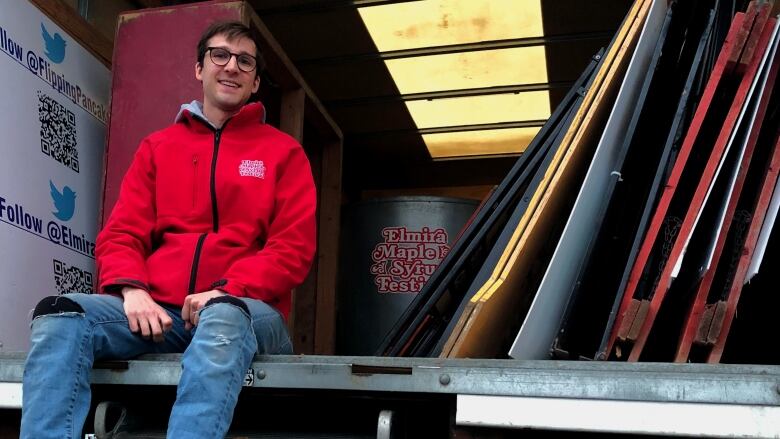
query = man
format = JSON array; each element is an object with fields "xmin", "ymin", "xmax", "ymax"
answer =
[{"xmin": 21, "ymin": 21, "xmax": 316, "ymax": 439}]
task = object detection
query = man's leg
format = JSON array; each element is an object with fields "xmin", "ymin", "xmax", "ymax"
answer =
[
  {"xmin": 167, "ymin": 296, "xmax": 291, "ymax": 438},
  {"xmin": 241, "ymin": 297, "xmax": 293, "ymax": 355},
  {"xmin": 21, "ymin": 293, "xmax": 188, "ymax": 439}
]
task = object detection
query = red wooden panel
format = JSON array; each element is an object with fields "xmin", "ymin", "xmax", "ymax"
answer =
[
  {"xmin": 675, "ymin": 21, "xmax": 780, "ymax": 362},
  {"xmin": 627, "ymin": 15, "xmax": 776, "ymax": 361},
  {"xmin": 727, "ymin": 1, "xmax": 758, "ymax": 70},
  {"xmin": 605, "ymin": 14, "xmax": 746, "ymax": 358},
  {"xmin": 709, "ymin": 134, "xmax": 780, "ymax": 362},
  {"xmin": 737, "ymin": 3, "xmax": 772, "ymax": 73},
  {"xmin": 101, "ymin": 2, "xmax": 246, "ymax": 226}
]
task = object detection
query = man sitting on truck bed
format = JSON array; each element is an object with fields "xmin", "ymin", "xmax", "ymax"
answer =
[{"xmin": 20, "ymin": 21, "xmax": 316, "ymax": 439}]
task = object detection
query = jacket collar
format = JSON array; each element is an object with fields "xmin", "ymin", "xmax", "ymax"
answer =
[{"xmin": 175, "ymin": 100, "xmax": 267, "ymax": 130}]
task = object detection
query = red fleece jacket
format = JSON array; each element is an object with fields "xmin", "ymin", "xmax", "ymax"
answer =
[{"xmin": 95, "ymin": 102, "xmax": 317, "ymax": 319}]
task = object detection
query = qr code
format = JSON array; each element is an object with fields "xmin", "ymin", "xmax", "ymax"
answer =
[
  {"xmin": 38, "ymin": 91, "xmax": 79, "ymax": 173},
  {"xmin": 53, "ymin": 259, "xmax": 93, "ymax": 294}
]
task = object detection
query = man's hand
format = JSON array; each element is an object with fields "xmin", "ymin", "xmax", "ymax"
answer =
[
  {"xmin": 121, "ymin": 287, "xmax": 173, "ymax": 342},
  {"xmin": 182, "ymin": 290, "xmax": 227, "ymax": 330}
]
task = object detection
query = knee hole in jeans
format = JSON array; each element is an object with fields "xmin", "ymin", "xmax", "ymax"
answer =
[
  {"xmin": 32, "ymin": 296, "xmax": 85, "ymax": 319},
  {"xmin": 203, "ymin": 295, "xmax": 250, "ymax": 316}
]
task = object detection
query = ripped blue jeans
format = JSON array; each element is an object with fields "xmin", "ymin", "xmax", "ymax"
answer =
[{"xmin": 20, "ymin": 293, "xmax": 292, "ymax": 439}]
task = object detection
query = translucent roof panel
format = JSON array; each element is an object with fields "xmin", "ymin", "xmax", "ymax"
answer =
[
  {"xmin": 406, "ymin": 92, "xmax": 551, "ymax": 129},
  {"xmin": 358, "ymin": 0, "xmax": 544, "ymax": 51},
  {"xmin": 386, "ymin": 46, "xmax": 549, "ymax": 94},
  {"xmin": 424, "ymin": 127, "xmax": 540, "ymax": 159},
  {"xmin": 358, "ymin": 0, "xmax": 549, "ymax": 158}
]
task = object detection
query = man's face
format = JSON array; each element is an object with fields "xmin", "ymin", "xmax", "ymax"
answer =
[{"xmin": 195, "ymin": 34, "xmax": 260, "ymax": 115}]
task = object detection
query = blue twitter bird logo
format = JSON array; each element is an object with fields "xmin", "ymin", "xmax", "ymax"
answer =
[
  {"xmin": 50, "ymin": 180, "xmax": 76, "ymax": 221},
  {"xmin": 41, "ymin": 23, "xmax": 66, "ymax": 64}
]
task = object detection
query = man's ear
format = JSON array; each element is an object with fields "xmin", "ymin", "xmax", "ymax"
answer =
[
  {"xmin": 251, "ymin": 75, "xmax": 260, "ymax": 94},
  {"xmin": 195, "ymin": 62, "xmax": 203, "ymax": 81}
]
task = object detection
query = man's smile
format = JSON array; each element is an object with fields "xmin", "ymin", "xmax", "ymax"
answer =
[{"xmin": 218, "ymin": 79, "xmax": 240, "ymax": 89}]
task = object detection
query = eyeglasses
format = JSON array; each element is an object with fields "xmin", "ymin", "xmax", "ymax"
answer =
[{"xmin": 206, "ymin": 47, "xmax": 257, "ymax": 73}]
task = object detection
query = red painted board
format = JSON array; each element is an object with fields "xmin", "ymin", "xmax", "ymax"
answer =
[
  {"xmin": 708, "ymin": 133, "xmax": 780, "ymax": 363},
  {"xmin": 101, "ymin": 1, "xmax": 246, "ymax": 227},
  {"xmin": 628, "ymin": 15, "xmax": 776, "ymax": 361},
  {"xmin": 605, "ymin": 14, "xmax": 746, "ymax": 358},
  {"xmin": 675, "ymin": 20, "xmax": 780, "ymax": 362},
  {"xmin": 737, "ymin": 2, "xmax": 772, "ymax": 73},
  {"xmin": 727, "ymin": 1, "xmax": 758, "ymax": 71}
]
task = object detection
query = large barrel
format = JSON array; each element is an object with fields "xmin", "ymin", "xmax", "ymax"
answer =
[{"xmin": 336, "ymin": 196, "xmax": 479, "ymax": 355}]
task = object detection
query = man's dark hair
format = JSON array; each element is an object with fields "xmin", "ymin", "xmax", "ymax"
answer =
[{"xmin": 196, "ymin": 21, "xmax": 266, "ymax": 76}]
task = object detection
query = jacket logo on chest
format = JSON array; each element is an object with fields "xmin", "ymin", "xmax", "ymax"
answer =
[{"xmin": 238, "ymin": 160, "xmax": 265, "ymax": 179}]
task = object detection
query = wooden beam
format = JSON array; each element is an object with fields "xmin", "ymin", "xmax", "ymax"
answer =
[
  {"xmin": 280, "ymin": 87, "xmax": 306, "ymax": 141},
  {"xmin": 280, "ymin": 87, "xmax": 307, "ymax": 346},
  {"xmin": 241, "ymin": 3, "xmax": 342, "ymax": 140},
  {"xmin": 292, "ymin": 141, "xmax": 322, "ymax": 354},
  {"xmin": 314, "ymin": 139, "xmax": 343, "ymax": 354},
  {"xmin": 29, "ymin": 0, "xmax": 113, "ymax": 68}
]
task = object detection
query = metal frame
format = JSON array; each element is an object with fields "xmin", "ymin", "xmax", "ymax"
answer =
[
  {"xmin": 4, "ymin": 353, "xmax": 779, "ymax": 435},
  {"xmin": 351, "ymin": 120, "xmax": 548, "ymax": 138},
  {"xmin": 324, "ymin": 82, "xmax": 574, "ymax": 107},
  {"xmin": 253, "ymin": 0, "xmax": 420, "ymax": 16},
  {"xmin": 1, "ymin": 353, "xmax": 779, "ymax": 405},
  {"xmin": 296, "ymin": 32, "xmax": 615, "ymax": 65}
]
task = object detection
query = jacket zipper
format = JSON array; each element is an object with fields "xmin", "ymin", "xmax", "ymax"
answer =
[
  {"xmin": 188, "ymin": 233, "xmax": 208, "ymax": 295},
  {"xmin": 188, "ymin": 120, "xmax": 227, "ymax": 295},
  {"xmin": 192, "ymin": 155, "xmax": 198, "ymax": 210},
  {"xmin": 210, "ymin": 127, "xmax": 223, "ymax": 233}
]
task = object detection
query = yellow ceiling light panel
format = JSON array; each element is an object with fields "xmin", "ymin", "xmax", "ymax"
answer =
[
  {"xmin": 358, "ymin": 0, "xmax": 551, "ymax": 159},
  {"xmin": 407, "ymin": 92, "xmax": 551, "ymax": 129},
  {"xmin": 424, "ymin": 128, "xmax": 540, "ymax": 159},
  {"xmin": 358, "ymin": 0, "xmax": 544, "ymax": 51},
  {"xmin": 387, "ymin": 46, "xmax": 549, "ymax": 94}
]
